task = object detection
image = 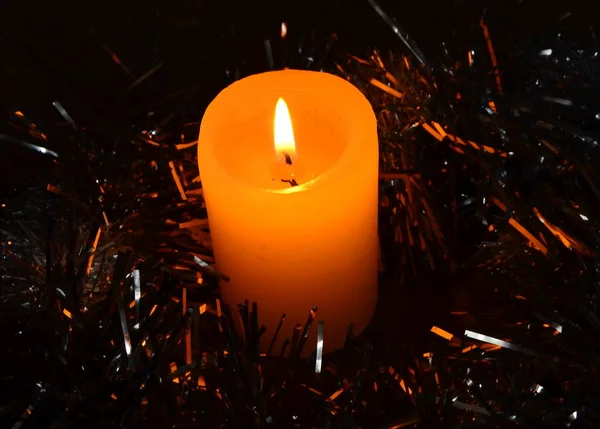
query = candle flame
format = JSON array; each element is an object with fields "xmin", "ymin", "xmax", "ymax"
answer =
[
  {"xmin": 274, "ymin": 97, "xmax": 296, "ymax": 162},
  {"xmin": 281, "ymin": 22, "xmax": 288, "ymax": 38}
]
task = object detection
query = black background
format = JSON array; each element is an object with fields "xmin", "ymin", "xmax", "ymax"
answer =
[{"xmin": 1, "ymin": 0, "xmax": 595, "ymax": 114}]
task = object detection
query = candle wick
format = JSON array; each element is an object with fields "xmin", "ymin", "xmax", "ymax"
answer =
[
  {"xmin": 282, "ymin": 151, "xmax": 293, "ymax": 165},
  {"xmin": 281, "ymin": 179, "xmax": 298, "ymax": 187}
]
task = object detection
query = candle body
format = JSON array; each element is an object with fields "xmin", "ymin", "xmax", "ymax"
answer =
[{"xmin": 198, "ymin": 70, "xmax": 378, "ymax": 356}]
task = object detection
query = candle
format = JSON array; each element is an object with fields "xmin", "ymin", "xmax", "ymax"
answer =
[{"xmin": 198, "ymin": 70, "xmax": 378, "ymax": 356}]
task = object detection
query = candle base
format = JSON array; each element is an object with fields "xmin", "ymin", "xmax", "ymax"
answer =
[
  {"xmin": 215, "ymin": 232, "xmax": 380, "ymax": 358},
  {"xmin": 221, "ymin": 282, "xmax": 378, "ymax": 359}
]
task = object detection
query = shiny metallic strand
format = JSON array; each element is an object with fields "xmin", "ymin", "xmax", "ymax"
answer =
[
  {"xmin": 2, "ymin": 4, "xmax": 600, "ymax": 429},
  {"xmin": 340, "ymin": 49, "xmax": 451, "ymax": 280}
]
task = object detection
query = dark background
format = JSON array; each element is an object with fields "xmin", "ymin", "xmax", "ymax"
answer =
[
  {"xmin": 1, "ymin": 0, "xmax": 598, "ymax": 346},
  {"xmin": 1, "ymin": 0, "xmax": 594, "ymax": 117}
]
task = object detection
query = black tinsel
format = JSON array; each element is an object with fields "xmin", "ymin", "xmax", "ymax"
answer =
[{"xmin": 2, "ymin": 1, "xmax": 600, "ymax": 428}]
